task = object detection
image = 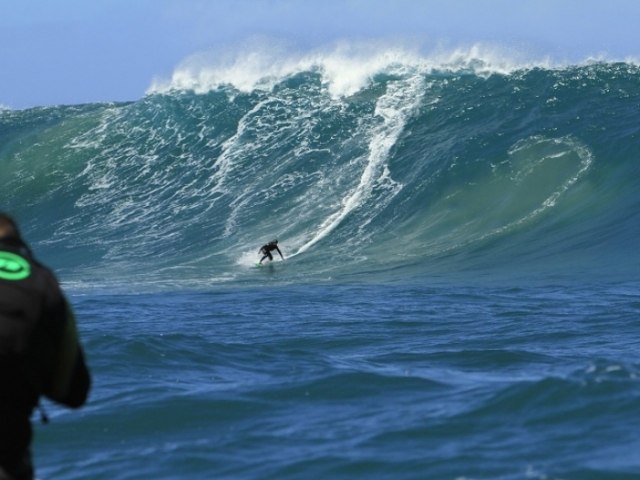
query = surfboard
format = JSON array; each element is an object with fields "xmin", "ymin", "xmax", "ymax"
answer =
[{"xmin": 255, "ymin": 261, "xmax": 275, "ymax": 268}]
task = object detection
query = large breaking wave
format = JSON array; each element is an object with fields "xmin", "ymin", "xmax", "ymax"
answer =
[{"xmin": 2, "ymin": 45, "xmax": 639, "ymax": 289}]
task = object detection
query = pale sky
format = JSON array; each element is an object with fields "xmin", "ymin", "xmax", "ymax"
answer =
[{"xmin": 1, "ymin": 0, "xmax": 639, "ymax": 108}]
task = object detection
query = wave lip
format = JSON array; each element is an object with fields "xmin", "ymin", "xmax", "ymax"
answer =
[{"xmin": 147, "ymin": 41, "xmax": 554, "ymax": 99}]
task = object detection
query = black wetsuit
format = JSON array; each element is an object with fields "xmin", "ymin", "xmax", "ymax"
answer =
[
  {"xmin": 0, "ymin": 238, "xmax": 91, "ymax": 480},
  {"xmin": 259, "ymin": 242, "xmax": 283, "ymax": 264}
]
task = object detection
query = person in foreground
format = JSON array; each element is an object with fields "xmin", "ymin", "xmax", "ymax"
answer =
[
  {"xmin": 0, "ymin": 213, "xmax": 91, "ymax": 480},
  {"xmin": 258, "ymin": 239, "xmax": 284, "ymax": 264}
]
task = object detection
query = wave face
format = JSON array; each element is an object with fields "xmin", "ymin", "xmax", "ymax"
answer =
[{"xmin": 2, "ymin": 55, "xmax": 640, "ymax": 288}]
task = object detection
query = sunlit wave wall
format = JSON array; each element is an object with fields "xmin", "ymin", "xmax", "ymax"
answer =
[{"xmin": 2, "ymin": 44, "xmax": 639, "ymax": 289}]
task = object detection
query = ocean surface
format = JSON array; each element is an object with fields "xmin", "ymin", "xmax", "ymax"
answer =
[{"xmin": 2, "ymin": 48, "xmax": 640, "ymax": 479}]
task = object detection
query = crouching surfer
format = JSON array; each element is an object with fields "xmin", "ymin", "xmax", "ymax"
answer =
[{"xmin": 258, "ymin": 239, "xmax": 284, "ymax": 264}]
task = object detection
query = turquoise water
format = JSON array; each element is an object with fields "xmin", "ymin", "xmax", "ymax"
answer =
[
  {"xmin": 2, "ymin": 55, "xmax": 640, "ymax": 478},
  {"xmin": 3, "ymin": 61, "xmax": 639, "ymax": 284}
]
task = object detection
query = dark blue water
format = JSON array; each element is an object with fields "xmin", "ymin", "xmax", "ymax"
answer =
[
  {"xmin": 34, "ymin": 282, "xmax": 640, "ymax": 479},
  {"xmin": 2, "ymin": 52, "xmax": 640, "ymax": 478}
]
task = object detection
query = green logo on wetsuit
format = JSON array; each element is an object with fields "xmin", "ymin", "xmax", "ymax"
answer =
[{"xmin": 0, "ymin": 251, "xmax": 31, "ymax": 280}]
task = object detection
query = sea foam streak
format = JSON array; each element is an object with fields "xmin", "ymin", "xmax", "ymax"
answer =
[{"xmin": 294, "ymin": 75, "xmax": 423, "ymax": 256}]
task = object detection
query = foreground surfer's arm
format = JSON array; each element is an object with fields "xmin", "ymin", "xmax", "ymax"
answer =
[
  {"xmin": 46, "ymin": 298, "xmax": 91, "ymax": 407},
  {"xmin": 276, "ymin": 246, "xmax": 284, "ymax": 260}
]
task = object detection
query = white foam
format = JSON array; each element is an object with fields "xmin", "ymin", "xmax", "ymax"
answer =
[
  {"xmin": 235, "ymin": 248, "xmax": 285, "ymax": 268},
  {"xmin": 292, "ymin": 74, "xmax": 424, "ymax": 256},
  {"xmin": 147, "ymin": 39, "xmax": 554, "ymax": 99},
  {"xmin": 236, "ymin": 249, "xmax": 260, "ymax": 267},
  {"xmin": 204, "ymin": 97, "xmax": 270, "ymax": 205}
]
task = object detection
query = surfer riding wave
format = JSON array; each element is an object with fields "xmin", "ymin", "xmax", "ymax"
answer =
[{"xmin": 259, "ymin": 240, "xmax": 284, "ymax": 264}]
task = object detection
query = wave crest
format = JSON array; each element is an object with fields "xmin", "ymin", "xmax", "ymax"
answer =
[{"xmin": 147, "ymin": 40, "xmax": 554, "ymax": 98}]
